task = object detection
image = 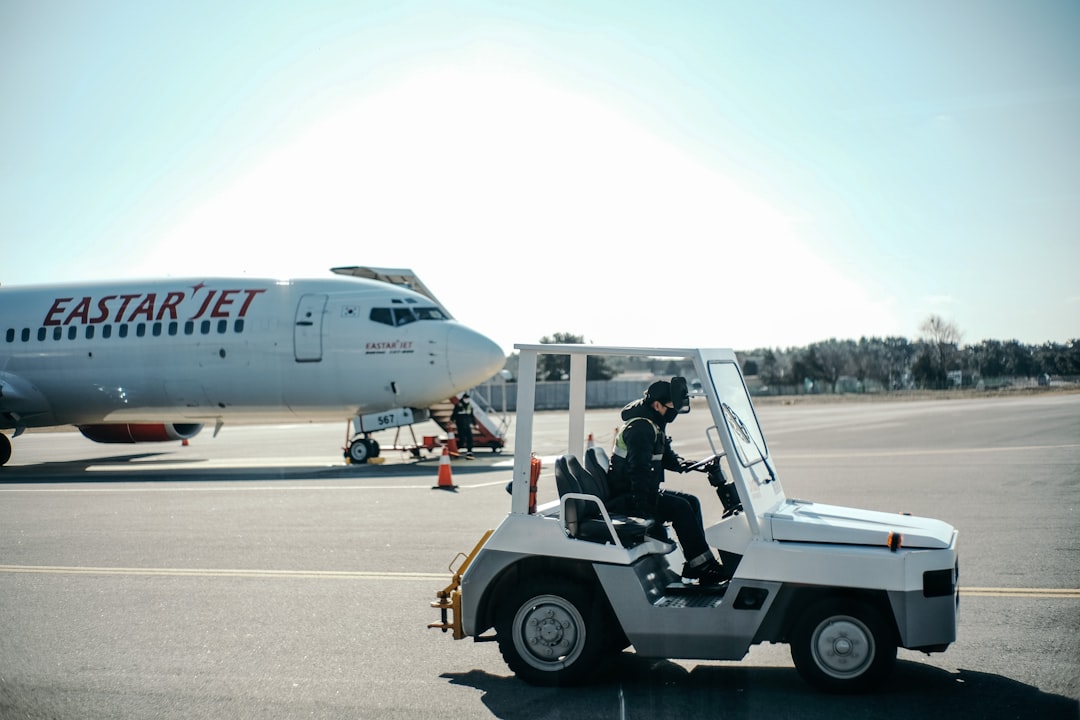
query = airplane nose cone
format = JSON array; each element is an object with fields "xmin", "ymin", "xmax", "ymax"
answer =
[{"xmin": 447, "ymin": 323, "xmax": 505, "ymax": 389}]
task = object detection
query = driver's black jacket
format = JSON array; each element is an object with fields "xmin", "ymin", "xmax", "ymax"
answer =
[{"xmin": 607, "ymin": 398, "xmax": 683, "ymax": 514}]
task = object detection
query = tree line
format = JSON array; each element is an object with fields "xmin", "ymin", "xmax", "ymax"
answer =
[
  {"xmin": 745, "ymin": 316, "xmax": 1078, "ymax": 392},
  {"xmin": 526, "ymin": 322, "xmax": 1080, "ymax": 393},
  {"xmin": 745, "ymin": 335, "xmax": 1079, "ymax": 393}
]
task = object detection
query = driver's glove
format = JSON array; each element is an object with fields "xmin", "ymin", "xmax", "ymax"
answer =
[
  {"xmin": 707, "ymin": 465, "xmax": 728, "ymax": 487},
  {"xmin": 678, "ymin": 459, "xmax": 698, "ymax": 474}
]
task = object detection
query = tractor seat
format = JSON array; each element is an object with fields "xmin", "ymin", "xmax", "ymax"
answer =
[
  {"xmin": 554, "ymin": 454, "xmax": 653, "ymax": 546},
  {"xmin": 584, "ymin": 445, "xmax": 612, "ymax": 496}
]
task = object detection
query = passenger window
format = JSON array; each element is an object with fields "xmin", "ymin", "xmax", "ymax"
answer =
[
  {"xmin": 234, "ymin": 319, "xmax": 244, "ymax": 333},
  {"xmin": 201, "ymin": 320, "xmax": 211, "ymax": 334},
  {"xmin": 136, "ymin": 324, "xmax": 146, "ymax": 337},
  {"xmin": 185, "ymin": 321, "xmax": 195, "ymax": 335},
  {"xmin": 67, "ymin": 326, "xmax": 78, "ymax": 340},
  {"xmin": 217, "ymin": 319, "xmax": 227, "ymax": 334},
  {"xmin": 119, "ymin": 324, "xmax": 129, "ymax": 338},
  {"xmin": 152, "ymin": 322, "xmax": 162, "ymax": 337},
  {"xmin": 5, "ymin": 329, "xmax": 13, "ymax": 342},
  {"xmin": 86, "ymin": 325, "xmax": 95, "ymax": 339},
  {"xmin": 102, "ymin": 325, "xmax": 112, "ymax": 339},
  {"xmin": 37, "ymin": 327, "xmax": 46, "ymax": 342},
  {"xmin": 168, "ymin": 322, "xmax": 178, "ymax": 336},
  {"xmin": 53, "ymin": 327, "xmax": 62, "ymax": 341}
]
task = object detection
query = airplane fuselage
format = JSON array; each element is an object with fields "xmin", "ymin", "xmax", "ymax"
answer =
[{"xmin": 0, "ymin": 276, "xmax": 504, "ymax": 432}]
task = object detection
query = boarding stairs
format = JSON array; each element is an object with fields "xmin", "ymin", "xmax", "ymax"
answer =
[{"xmin": 429, "ymin": 389, "xmax": 509, "ymax": 453}]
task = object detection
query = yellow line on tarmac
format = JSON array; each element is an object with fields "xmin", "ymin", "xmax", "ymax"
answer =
[
  {"xmin": 0, "ymin": 481, "xmax": 499, "ymax": 493},
  {"xmin": 1, "ymin": 567, "xmax": 1076, "ymax": 598},
  {"xmin": 0, "ymin": 564, "xmax": 446, "ymax": 580},
  {"xmin": 961, "ymin": 587, "xmax": 1080, "ymax": 599}
]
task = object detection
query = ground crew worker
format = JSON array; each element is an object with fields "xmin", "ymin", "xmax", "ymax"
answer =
[
  {"xmin": 608, "ymin": 377, "xmax": 727, "ymax": 585},
  {"xmin": 451, "ymin": 392, "xmax": 475, "ymax": 459}
]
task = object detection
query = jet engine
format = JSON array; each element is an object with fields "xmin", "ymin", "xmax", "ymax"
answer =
[{"xmin": 78, "ymin": 423, "xmax": 204, "ymax": 444}]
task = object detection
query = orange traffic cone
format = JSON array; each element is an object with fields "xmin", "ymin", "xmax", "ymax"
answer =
[
  {"xmin": 433, "ymin": 445, "xmax": 457, "ymax": 491},
  {"xmin": 447, "ymin": 430, "xmax": 459, "ymax": 457},
  {"xmin": 181, "ymin": 438, "xmax": 189, "ymax": 447}
]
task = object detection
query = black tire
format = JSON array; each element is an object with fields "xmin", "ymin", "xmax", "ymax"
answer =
[
  {"xmin": 0, "ymin": 433, "xmax": 10, "ymax": 466},
  {"xmin": 790, "ymin": 596, "xmax": 897, "ymax": 694},
  {"xmin": 495, "ymin": 577, "xmax": 609, "ymax": 686},
  {"xmin": 348, "ymin": 438, "xmax": 379, "ymax": 464}
]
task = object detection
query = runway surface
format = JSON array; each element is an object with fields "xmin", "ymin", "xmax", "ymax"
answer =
[{"xmin": 1, "ymin": 393, "xmax": 1078, "ymax": 719}]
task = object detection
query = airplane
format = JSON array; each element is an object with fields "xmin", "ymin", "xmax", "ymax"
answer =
[{"xmin": 0, "ymin": 267, "xmax": 506, "ymax": 467}]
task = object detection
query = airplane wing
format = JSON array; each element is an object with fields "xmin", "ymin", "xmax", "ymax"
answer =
[
  {"xmin": 330, "ymin": 266, "xmax": 454, "ymax": 319},
  {"xmin": 0, "ymin": 371, "xmax": 53, "ymax": 433}
]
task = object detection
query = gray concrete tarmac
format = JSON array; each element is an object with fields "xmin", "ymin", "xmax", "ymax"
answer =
[{"xmin": 1, "ymin": 393, "xmax": 1078, "ymax": 719}]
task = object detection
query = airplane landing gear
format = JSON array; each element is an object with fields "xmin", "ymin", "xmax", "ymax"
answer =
[{"xmin": 346, "ymin": 436, "xmax": 380, "ymax": 464}]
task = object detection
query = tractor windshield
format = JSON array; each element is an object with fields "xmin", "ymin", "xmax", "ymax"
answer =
[{"xmin": 708, "ymin": 361, "xmax": 769, "ymax": 468}]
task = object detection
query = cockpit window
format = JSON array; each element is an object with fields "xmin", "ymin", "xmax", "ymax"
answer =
[
  {"xmin": 370, "ymin": 306, "xmax": 447, "ymax": 326},
  {"xmin": 414, "ymin": 306, "xmax": 447, "ymax": 320}
]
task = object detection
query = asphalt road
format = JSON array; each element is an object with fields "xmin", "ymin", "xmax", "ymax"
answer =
[{"xmin": 1, "ymin": 393, "xmax": 1078, "ymax": 719}]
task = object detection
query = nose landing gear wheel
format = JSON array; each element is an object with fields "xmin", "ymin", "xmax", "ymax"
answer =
[{"xmin": 346, "ymin": 437, "xmax": 380, "ymax": 464}]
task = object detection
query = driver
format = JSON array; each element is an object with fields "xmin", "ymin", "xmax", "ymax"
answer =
[{"xmin": 607, "ymin": 377, "xmax": 728, "ymax": 585}]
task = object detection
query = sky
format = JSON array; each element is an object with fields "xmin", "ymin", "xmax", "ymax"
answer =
[{"xmin": 2, "ymin": 0, "xmax": 1078, "ymax": 355}]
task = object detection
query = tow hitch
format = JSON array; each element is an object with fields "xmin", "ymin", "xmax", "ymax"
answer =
[{"xmin": 428, "ymin": 529, "xmax": 493, "ymax": 639}]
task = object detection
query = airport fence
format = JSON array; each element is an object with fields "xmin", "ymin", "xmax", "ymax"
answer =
[
  {"xmin": 475, "ymin": 379, "xmax": 649, "ymax": 412},
  {"xmin": 474, "ymin": 375, "xmax": 1079, "ymax": 412}
]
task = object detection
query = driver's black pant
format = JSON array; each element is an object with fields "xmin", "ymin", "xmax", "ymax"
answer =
[
  {"xmin": 455, "ymin": 419, "xmax": 474, "ymax": 452},
  {"xmin": 656, "ymin": 489, "xmax": 710, "ymax": 565}
]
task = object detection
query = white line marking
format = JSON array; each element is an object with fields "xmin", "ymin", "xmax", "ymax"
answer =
[{"xmin": 778, "ymin": 443, "xmax": 1080, "ymax": 460}]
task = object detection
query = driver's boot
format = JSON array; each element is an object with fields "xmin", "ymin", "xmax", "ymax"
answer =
[{"xmin": 681, "ymin": 558, "xmax": 727, "ymax": 586}]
